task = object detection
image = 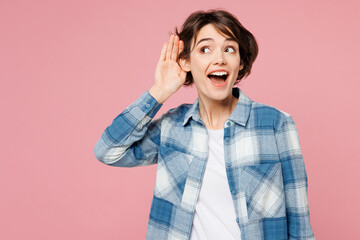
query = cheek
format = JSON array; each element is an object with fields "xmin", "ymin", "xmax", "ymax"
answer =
[
  {"xmin": 230, "ymin": 56, "xmax": 241, "ymax": 69},
  {"xmin": 190, "ymin": 60, "xmax": 206, "ymax": 75},
  {"xmin": 194, "ymin": 56, "xmax": 209, "ymax": 68}
]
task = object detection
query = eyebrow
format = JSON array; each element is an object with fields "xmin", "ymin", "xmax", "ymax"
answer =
[{"xmin": 195, "ymin": 37, "xmax": 237, "ymax": 47}]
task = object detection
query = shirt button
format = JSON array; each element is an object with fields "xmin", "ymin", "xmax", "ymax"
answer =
[
  {"xmin": 231, "ymin": 190, "xmax": 237, "ymax": 195},
  {"xmin": 225, "ymin": 137, "xmax": 230, "ymax": 142},
  {"xmin": 145, "ymin": 103, "xmax": 150, "ymax": 108},
  {"xmin": 226, "ymin": 121, "xmax": 231, "ymax": 126},
  {"xmin": 226, "ymin": 162, "xmax": 231, "ymax": 167},
  {"xmin": 236, "ymin": 218, "xmax": 240, "ymax": 223}
]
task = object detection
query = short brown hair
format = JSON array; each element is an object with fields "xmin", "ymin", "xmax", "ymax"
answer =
[{"xmin": 175, "ymin": 9, "xmax": 259, "ymax": 85}]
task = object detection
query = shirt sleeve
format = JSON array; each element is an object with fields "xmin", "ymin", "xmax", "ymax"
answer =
[
  {"xmin": 275, "ymin": 115, "xmax": 315, "ymax": 240},
  {"xmin": 94, "ymin": 91, "xmax": 163, "ymax": 167}
]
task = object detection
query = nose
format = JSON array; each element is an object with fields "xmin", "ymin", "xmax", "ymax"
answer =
[{"xmin": 212, "ymin": 50, "xmax": 226, "ymax": 65}]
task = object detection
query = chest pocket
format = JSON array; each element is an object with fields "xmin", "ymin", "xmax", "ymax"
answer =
[{"xmin": 239, "ymin": 162, "xmax": 286, "ymax": 222}]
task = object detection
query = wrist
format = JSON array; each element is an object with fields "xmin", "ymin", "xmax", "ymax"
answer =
[{"xmin": 149, "ymin": 86, "xmax": 168, "ymax": 104}]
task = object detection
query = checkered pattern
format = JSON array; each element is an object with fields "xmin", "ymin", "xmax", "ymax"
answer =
[{"xmin": 94, "ymin": 88, "xmax": 315, "ymax": 240}]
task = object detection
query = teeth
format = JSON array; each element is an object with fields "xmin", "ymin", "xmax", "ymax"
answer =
[{"xmin": 209, "ymin": 71, "xmax": 228, "ymax": 76}]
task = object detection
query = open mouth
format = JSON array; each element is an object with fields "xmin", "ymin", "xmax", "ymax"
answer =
[{"xmin": 207, "ymin": 71, "xmax": 229, "ymax": 87}]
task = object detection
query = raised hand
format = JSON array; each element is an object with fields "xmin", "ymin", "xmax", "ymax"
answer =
[{"xmin": 149, "ymin": 34, "xmax": 187, "ymax": 103}]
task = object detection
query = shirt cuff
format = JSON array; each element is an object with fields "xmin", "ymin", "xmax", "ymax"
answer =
[{"xmin": 135, "ymin": 90, "xmax": 163, "ymax": 119}]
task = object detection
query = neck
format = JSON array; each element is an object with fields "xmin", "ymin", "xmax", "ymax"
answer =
[{"xmin": 198, "ymin": 92, "xmax": 238, "ymax": 130}]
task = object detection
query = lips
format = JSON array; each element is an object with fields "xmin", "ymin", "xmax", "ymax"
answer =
[
  {"xmin": 207, "ymin": 70, "xmax": 229, "ymax": 87},
  {"xmin": 207, "ymin": 69, "xmax": 229, "ymax": 76}
]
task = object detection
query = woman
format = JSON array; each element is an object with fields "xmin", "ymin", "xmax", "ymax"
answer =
[{"xmin": 94, "ymin": 9, "xmax": 315, "ymax": 240}]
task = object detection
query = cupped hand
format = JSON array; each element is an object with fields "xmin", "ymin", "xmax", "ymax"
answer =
[{"xmin": 149, "ymin": 34, "xmax": 187, "ymax": 103}]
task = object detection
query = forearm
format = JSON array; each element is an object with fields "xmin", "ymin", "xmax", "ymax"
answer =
[{"xmin": 94, "ymin": 91, "xmax": 162, "ymax": 166}]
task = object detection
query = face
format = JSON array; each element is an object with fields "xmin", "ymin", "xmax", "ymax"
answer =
[{"xmin": 181, "ymin": 24, "xmax": 243, "ymax": 103}]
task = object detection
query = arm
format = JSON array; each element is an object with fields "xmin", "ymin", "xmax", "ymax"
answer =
[
  {"xmin": 94, "ymin": 91, "xmax": 163, "ymax": 167},
  {"xmin": 275, "ymin": 115, "xmax": 315, "ymax": 240},
  {"xmin": 94, "ymin": 34, "xmax": 187, "ymax": 167}
]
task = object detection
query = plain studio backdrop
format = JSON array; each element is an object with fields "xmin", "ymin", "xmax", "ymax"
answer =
[{"xmin": 1, "ymin": 0, "xmax": 359, "ymax": 239}]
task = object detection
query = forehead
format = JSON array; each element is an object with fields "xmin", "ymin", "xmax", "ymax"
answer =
[{"xmin": 192, "ymin": 24, "xmax": 236, "ymax": 47}]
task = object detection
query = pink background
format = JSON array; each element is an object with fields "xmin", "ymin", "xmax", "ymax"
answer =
[{"xmin": 1, "ymin": 0, "xmax": 359, "ymax": 239}]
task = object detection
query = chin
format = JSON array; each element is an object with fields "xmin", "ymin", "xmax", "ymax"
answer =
[
  {"xmin": 195, "ymin": 79, "xmax": 235, "ymax": 102},
  {"xmin": 205, "ymin": 88, "xmax": 234, "ymax": 102}
]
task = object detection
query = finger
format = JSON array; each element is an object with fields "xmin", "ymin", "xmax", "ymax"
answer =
[
  {"xmin": 166, "ymin": 35, "xmax": 174, "ymax": 60},
  {"xmin": 170, "ymin": 35, "xmax": 179, "ymax": 61},
  {"xmin": 178, "ymin": 40, "xmax": 184, "ymax": 60},
  {"xmin": 159, "ymin": 41, "xmax": 168, "ymax": 61}
]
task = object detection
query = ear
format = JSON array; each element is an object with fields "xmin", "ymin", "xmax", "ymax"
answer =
[
  {"xmin": 238, "ymin": 64, "xmax": 244, "ymax": 71},
  {"xmin": 179, "ymin": 58, "xmax": 191, "ymax": 72}
]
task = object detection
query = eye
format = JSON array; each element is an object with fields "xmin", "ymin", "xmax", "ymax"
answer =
[
  {"xmin": 200, "ymin": 47, "xmax": 211, "ymax": 53},
  {"xmin": 225, "ymin": 46, "xmax": 236, "ymax": 53}
]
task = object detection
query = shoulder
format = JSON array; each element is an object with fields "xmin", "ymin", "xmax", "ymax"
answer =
[
  {"xmin": 250, "ymin": 100, "xmax": 294, "ymax": 131},
  {"xmin": 159, "ymin": 103, "xmax": 193, "ymax": 124}
]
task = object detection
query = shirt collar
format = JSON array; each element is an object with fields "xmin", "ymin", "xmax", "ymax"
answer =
[{"xmin": 182, "ymin": 87, "xmax": 253, "ymax": 127}]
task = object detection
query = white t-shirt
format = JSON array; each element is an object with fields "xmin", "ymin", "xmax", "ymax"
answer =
[{"xmin": 190, "ymin": 128, "xmax": 241, "ymax": 240}]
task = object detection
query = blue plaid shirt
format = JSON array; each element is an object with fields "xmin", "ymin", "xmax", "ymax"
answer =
[{"xmin": 94, "ymin": 88, "xmax": 315, "ymax": 240}]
